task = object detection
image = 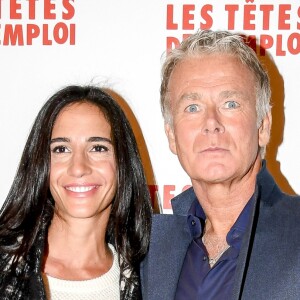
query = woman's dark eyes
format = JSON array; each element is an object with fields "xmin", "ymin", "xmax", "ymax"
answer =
[
  {"xmin": 51, "ymin": 144, "xmax": 109, "ymax": 154},
  {"xmin": 91, "ymin": 145, "xmax": 108, "ymax": 152},
  {"xmin": 52, "ymin": 146, "xmax": 69, "ymax": 153}
]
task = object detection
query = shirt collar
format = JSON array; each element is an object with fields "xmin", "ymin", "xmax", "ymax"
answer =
[
  {"xmin": 226, "ymin": 196, "xmax": 254, "ymax": 249},
  {"xmin": 187, "ymin": 194, "xmax": 254, "ymax": 249}
]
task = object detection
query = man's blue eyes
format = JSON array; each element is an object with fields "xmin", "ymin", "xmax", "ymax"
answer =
[
  {"xmin": 185, "ymin": 101, "xmax": 239, "ymax": 112},
  {"xmin": 186, "ymin": 104, "xmax": 199, "ymax": 112},
  {"xmin": 224, "ymin": 101, "xmax": 239, "ymax": 109}
]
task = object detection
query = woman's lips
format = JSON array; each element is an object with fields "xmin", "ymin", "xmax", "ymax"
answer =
[
  {"xmin": 64, "ymin": 184, "xmax": 100, "ymax": 197},
  {"xmin": 65, "ymin": 185, "xmax": 97, "ymax": 193}
]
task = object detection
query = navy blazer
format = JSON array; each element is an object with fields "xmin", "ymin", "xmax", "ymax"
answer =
[{"xmin": 141, "ymin": 162, "xmax": 300, "ymax": 299}]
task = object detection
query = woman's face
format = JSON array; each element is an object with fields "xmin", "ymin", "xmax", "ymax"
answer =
[{"xmin": 49, "ymin": 102, "xmax": 117, "ymax": 221}]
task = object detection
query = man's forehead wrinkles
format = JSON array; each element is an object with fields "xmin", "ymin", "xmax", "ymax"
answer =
[{"xmin": 220, "ymin": 90, "xmax": 243, "ymax": 97}]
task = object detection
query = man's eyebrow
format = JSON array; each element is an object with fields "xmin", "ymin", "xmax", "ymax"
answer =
[
  {"xmin": 179, "ymin": 92, "xmax": 202, "ymax": 101},
  {"xmin": 172, "ymin": 92, "xmax": 202, "ymax": 112},
  {"xmin": 180, "ymin": 91, "xmax": 244, "ymax": 100}
]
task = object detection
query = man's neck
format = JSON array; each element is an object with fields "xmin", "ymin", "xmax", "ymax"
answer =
[{"xmin": 192, "ymin": 158, "xmax": 261, "ymax": 234}]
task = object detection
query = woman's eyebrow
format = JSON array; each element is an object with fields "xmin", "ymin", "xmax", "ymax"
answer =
[
  {"xmin": 50, "ymin": 136, "xmax": 112, "ymax": 144},
  {"xmin": 88, "ymin": 137, "xmax": 112, "ymax": 144},
  {"xmin": 50, "ymin": 137, "xmax": 70, "ymax": 144}
]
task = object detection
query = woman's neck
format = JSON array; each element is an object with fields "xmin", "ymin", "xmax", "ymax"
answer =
[{"xmin": 43, "ymin": 213, "xmax": 113, "ymax": 280}]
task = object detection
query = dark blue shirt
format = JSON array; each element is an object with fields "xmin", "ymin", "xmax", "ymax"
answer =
[{"xmin": 175, "ymin": 196, "xmax": 254, "ymax": 300}]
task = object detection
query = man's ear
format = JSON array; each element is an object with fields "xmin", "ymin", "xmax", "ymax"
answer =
[
  {"xmin": 259, "ymin": 111, "xmax": 272, "ymax": 147},
  {"xmin": 165, "ymin": 123, "xmax": 177, "ymax": 155}
]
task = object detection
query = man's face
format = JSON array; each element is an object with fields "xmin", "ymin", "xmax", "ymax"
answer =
[{"xmin": 165, "ymin": 54, "xmax": 271, "ymax": 186}]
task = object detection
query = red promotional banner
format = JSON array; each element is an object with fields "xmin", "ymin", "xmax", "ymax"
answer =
[{"xmin": 0, "ymin": 1, "xmax": 299, "ymax": 212}]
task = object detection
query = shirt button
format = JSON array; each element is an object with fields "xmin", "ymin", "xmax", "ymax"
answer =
[
  {"xmin": 191, "ymin": 220, "xmax": 196, "ymax": 226},
  {"xmin": 233, "ymin": 233, "xmax": 239, "ymax": 239}
]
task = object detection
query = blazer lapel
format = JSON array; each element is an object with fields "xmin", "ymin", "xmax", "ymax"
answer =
[
  {"xmin": 231, "ymin": 187, "xmax": 260, "ymax": 300},
  {"xmin": 141, "ymin": 214, "xmax": 192, "ymax": 300}
]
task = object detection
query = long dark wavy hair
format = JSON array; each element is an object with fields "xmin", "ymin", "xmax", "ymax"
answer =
[{"xmin": 0, "ymin": 85, "xmax": 152, "ymax": 299}]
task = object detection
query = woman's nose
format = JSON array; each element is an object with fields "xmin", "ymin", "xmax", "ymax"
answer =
[{"xmin": 67, "ymin": 152, "xmax": 92, "ymax": 178}]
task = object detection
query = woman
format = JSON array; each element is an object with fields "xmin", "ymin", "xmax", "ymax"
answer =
[{"xmin": 0, "ymin": 85, "xmax": 152, "ymax": 299}]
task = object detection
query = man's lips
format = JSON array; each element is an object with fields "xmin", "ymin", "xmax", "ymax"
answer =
[{"xmin": 201, "ymin": 147, "xmax": 227, "ymax": 153}]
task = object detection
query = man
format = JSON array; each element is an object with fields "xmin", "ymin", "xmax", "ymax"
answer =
[{"xmin": 141, "ymin": 30, "xmax": 300, "ymax": 300}]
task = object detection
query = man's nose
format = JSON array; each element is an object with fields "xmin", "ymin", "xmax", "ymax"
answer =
[{"xmin": 201, "ymin": 107, "xmax": 225, "ymax": 134}]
